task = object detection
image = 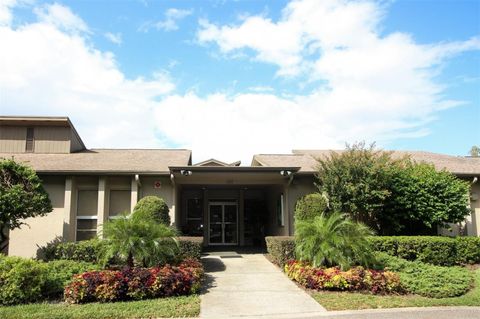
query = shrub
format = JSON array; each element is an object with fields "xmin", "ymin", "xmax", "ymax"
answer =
[
  {"xmin": 0, "ymin": 255, "xmax": 98, "ymax": 305},
  {"xmin": 376, "ymin": 252, "xmax": 473, "ymax": 298},
  {"xmin": 455, "ymin": 237, "xmax": 480, "ymax": 264},
  {"xmin": 370, "ymin": 236, "xmax": 480, "ymax": 265},
  {"xmin": 177, "ymin": 237, "xmax": 203, "ymax": 260},
  {"xmin": 294, "ymin": 193, "xmax": 328, "ymax": 222},
  {"xmin": 265, "ymin": 236, "xmax": 295, "ymax": 267},
  {"xmin": 133, "ymin": 196, "xmax": 170, "ymax": 226},
  {"xmin": 64, "ymin": 260, "xmax": 203, "ymax": 304},
  {"xmin": 0, "ymin": 255, "xmax": 47, "ymax": 305},
  {"xmin": 42, "ymin": 260, "xmax": 101, "ymax": 299},
  {"xmin": 38, "ymin": 238, "xmax": 105, "ymax": 263},
  {"xmin": 295, "ymin": 212, "xmax": 375, "ymax": 269},
  {"xmin": 285, "ymin": 260, "xmax": 403, "ymax": 294}
]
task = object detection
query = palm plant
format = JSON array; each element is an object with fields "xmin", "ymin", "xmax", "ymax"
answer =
[
  {"xmin": 295, "ymin": 211, "xmax": 375, "ymax": 269},
  {"xmin": 101, "ymin": 213, "xmax": 178, "ymax": 267}
]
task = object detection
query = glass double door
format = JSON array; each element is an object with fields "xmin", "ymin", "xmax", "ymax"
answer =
[{"xmin": 208, "ymin": 202, "xmax": 238, "ymax": 245}]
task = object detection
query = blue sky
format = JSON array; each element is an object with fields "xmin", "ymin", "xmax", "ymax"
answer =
[{"xmin": 0, "ymin": 0, "xmax": 479, "ymax": 163}]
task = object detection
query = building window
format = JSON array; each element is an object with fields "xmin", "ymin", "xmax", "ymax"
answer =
[
  {"xmin": 109, "ymin": 190, "xmax": 131, "ymax": 218},
  {"xmin": 185, "ymin": 198, "xmax": 203, "ymax": 236},
  {"xmin": 25, "ymin": 127, "xmax": 34, "ymax": 152},
  {"xmin": 76, "ymin": 190, "xmax": 98, "ymax": 241},
  {"xmin": 277, "ymin": 194, "xmax": 284, "ymax": 226}
]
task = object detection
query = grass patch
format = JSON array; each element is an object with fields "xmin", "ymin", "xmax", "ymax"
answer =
[
  {"xmin": 312, "ymin": 268, "xmax": 480, "ymax": 310},
  {"xmin": 0, "ymin": 295, "xmax": 200, "ymax": 319}
]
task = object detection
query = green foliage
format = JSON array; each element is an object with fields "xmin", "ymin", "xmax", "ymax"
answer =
[
  {"xmin": 316, "ymin": 143, "xmax": 400, "ymax": 232},
  {"xmin": 294, "ymin": 193, "xmax": 328, "ymax": 222},
  {"xmin": 38, "ymin": 238, "xmax": 105, "ymax": 263},
  {"xmin": 376, "ymin": 252, "xmax": 473, "ymax": 298},
  {"xmin": 0, "ymin": 255, "xmax": 98, "ymax": 305},
  {"xmin": 285, "ymin": 260, "xmax": 403, "ymax": 294},
  {"xmin": 316, "ymin": 143, "xmax": 472, "ymax": 234},
  {"xmin": 370, "ymin": 236, "xmax": 480, "ymax": 265},
  {"xmin": 0, "ymin": 159, "xmax": 52, "ymax": 251},
  {"xmin": 295, "ymin": 212, "xmax": 376, "ymax": 269},
  {"xmin": 101, "ymin": 213, "xmax": 178, "ymax": 267},
  {"xmin": 455, "ymin": 237, "xmax": 480, "ymax": 264},
  {"xmin": 469, "ymin": 145, "xmax": 480, "ymax": 157},
  {"xmin": 133, "ymin": 196, "xmax": 170, "ymax": 226},
  {"xmin": 265, "ymin": 236, "xmax": 296, "ymax": 267},
  {"xmin": 388, "ymin": 162, "xmax": 471, "ymax": 230},
  {"xmin": 177, "ymin": 237, "xmax": 203, "ymax": 261},
  {"xmin": 0, "ymin": 255, "xmax": 47, "ymax": 305},
  {"xmin": 42, "ymin": 260, "xmax": 100, "ymax": 299}
]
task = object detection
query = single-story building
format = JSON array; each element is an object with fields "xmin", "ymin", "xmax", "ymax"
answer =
[{"xmin": 1, "ymin": 116, "xmax": 479, "ymax": 258}]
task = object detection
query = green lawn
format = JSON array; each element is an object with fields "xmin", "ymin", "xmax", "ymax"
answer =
[
  {"xmin": 0, "ymin": 295, "xmax": 200, "ymax": 319},
  {"xmin": 313, "ymin": 268, "xmax": 480, "ymax": 310}
]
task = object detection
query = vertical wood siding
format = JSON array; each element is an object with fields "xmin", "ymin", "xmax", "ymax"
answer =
[{"xmin": 0, "ymin": 126, "xmax": 27, "ymax": 152}]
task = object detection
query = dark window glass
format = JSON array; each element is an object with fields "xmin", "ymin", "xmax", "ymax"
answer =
[{"xmin": 25, "ymin": 127, "xmax": 34, "ymax": 152}]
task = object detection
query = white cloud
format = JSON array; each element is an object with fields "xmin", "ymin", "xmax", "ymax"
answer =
[
  {"xmin": 34, "ymin": 3, "xmax": 89, "ymax": 33},
  {"xmin": 104, "ymin": 32, "xmax": 122, "ymax": 45},
  {"xmin": 0, "ymin": 3, "xmax": 174, "ymax": 149},
  {"xmin": 140, "ymin": 8, "xmax": 193, "ymax": 32},
  {"xmin": 0, "ymin": 0, "xmax": 17, "ymax": 26}
]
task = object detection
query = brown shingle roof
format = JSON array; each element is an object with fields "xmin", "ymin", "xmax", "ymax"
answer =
[
  {"xmin": 253, "ymin": 150, "xmax": 480, "ymax": 176},
  {"xmin": 0, "ymin": 149, "xmax": 192, "ymax": 174}
]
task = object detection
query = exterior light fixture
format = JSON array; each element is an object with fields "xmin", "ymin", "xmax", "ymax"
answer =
[
  {"xmin": 280, "ymin": 170, "xmax": 292, "ymax": 176},
  {"xmin": 180, "ymin": 170, "xmax": 193, "ymax": 176}
]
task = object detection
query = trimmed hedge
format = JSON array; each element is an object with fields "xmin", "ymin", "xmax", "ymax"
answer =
[
  {"xmin": 265, "ymin": 236, "xmax": 295, "ymax": 267},
  {"xmin": 38, "ymin": 238, "xmax": 105, "ymax": 263},
  {"xmin": 177, "ymin": 237, "xmax": 203, "ymax": 261},
  {"xmin": 266, "ymin": 236, "xmax": 480, "ymax": 267},
  {"xmin": 0, "ymin": 255, "xmax": 99, "ymax": 305},
  {"xmin": 370, "ymin": 236, "xmax": 480, "ymax": 266},
  {"xmin": 294, "ymin": 193, "xmax": 328, "ymax": 222},
  {"xmin": 376, "ymin": 252, "xmax": 473, "ymax": 298},
  {"xmin": 64, "ymin": 259, "xmax": 203, "ymax": 303},
  {"xmin": 133, "ymin": 196, "xmax": 171, "ymax": 226},
  {"xmin": 39, "ymin": 237, "xmax": 204, "ymax": 264}
]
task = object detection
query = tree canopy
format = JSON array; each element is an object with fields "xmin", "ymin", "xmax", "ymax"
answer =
[
  {"xmin": 315, "ymin": 143, "xmax": 471, "ymax": 235},
  {"xmin": 0, "ymin": 158, "xmax": 52, "ymax": 252}
]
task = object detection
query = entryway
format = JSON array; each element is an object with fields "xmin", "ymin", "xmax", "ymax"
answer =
[{"xmin": 208, "ymin": 202, "xmax": 238, "ymax": 245}]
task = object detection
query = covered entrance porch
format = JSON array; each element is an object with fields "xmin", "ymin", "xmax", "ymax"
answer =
[{"xmin": 169, "ymin": 166, "xmax": 300, "ymax": 246}]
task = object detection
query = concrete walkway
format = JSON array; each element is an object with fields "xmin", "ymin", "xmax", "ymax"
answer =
[{"xmin": 200, "ymin": 251, "xmax": 327, "ymax": 318}]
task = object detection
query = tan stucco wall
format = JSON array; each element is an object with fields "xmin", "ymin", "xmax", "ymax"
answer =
[
  {"xmin": 266, "ymin": 185, "xmax": 288, "ymax": 236},
  {"xmin": 287, "ymin": 176, "xmax": 317, "ymax": 235},
  {"xmin": 139, "ymin": 176, "xmax": 175, "ymax": 223},
  {"xmin": 8, "ymin": 176, "xmax": 66, "ymax": 258}
]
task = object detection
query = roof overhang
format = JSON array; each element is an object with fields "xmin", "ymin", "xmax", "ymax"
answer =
[{"xmin": 169, "ymin": 166, "xmax": 302, "ymax": 185}]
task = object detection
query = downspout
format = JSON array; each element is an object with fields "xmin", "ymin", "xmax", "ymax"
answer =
[{"xmin": 170, "ymin": 173, "xmax": 176, "ymax": 227}]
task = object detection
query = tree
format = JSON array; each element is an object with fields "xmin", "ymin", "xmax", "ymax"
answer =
[
  {"xmin": 315, "ymin": 142, "xmax": 405, "ymax": 232},
  {"xmin": 388, "ymin": 162, "xmax": 471, "ymax": 232},
  {"xmin": 295, "ymin": 212, "xmax": 375, "ymax": 269},
  {"xmin": 101, "ymin": 213, "xmax": 178, "ymax": 267},
  {"xmin": 133, "ymin": 196, "xmax": 170, "ymax": 225},
  {"xmin": 0, "ymin": 158, "xmax": 52, "ymax": 253},
  {"xmin": 469, "ymin": 146, "xmax": 480, "ymax": 157}
]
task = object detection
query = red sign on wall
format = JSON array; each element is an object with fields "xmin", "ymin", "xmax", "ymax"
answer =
[{"xmin": 154, "ymin": 181, "xmax": 162, "ymax": 189}]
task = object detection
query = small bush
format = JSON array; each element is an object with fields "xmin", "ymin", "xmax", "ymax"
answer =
[
  {"xmin": 285, "ymin": 260, "xmax": 403, "ymax": 294},
  {"xmin": 64, "ymin": 259, "xmax": 203, "ymax": 304},
  {"xmin": 294, "ymin": 193, "xmax": 328, "ymax": 222},
  {"xmin": 133, "ymin": 196, "xmax": 170, "ymax": 225},
  {"xmin": 376, "ymin": 252, "xmax": 473, "ymax": 298},
  {"xmin": 0, "ymin": 255, "xmax": 98, "ymax": 305},
  {"xmin": 265, "ymin": 236, "xmax": 295, "ymax": 267},
  {"xmin": 177, "ymin": 237, "xmax": 203, "ymax": 260},
  {"xmin": 0, "ymin": 255, "xmax": 47, "ymax": 305},
  {"xmin": 38, "ymin": 238, "xmax": 105, "ymax": 264},
  {"xmin": 42, "ymin": 260, "xmax": 101, "ymax": 299},
  {"xmin": 370, "ymin": 236, "xmax": 480, "ymax": 265}
]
